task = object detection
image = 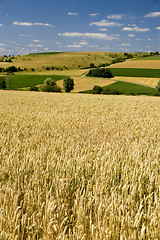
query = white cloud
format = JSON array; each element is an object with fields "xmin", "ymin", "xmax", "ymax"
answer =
[
  {"xmin": 128, "ymin": 24, "xmax": 137, "ymax": 27},
  {"xmin": 108, "ymin": 14, "xmax": 124, "ymax": 19},
  {"xmin": 89, "ymin": 13, "xmax": 99, "ymax": 17},
  {"xmin": 122, "ymin": 26, "xmax": 150, "ymax": 32},
  {"xmin": 89, "ymin": 45, "xmax": 98, "ymax": 48},
  {"xmin": 147, "ymin": 38, "xmax": 152, "ymax": 41},
  {"xmin": 79, "ymin": 41, "xmax": 88, "ymax": 45},
  {"xmin": 28, "ymin": 44, "xmax": 43, "ymax": 47},
  {"xmin": 0, "ymin": 43, "xmax": 6, "ymax": 46},
  {"xmin": 19, "ymin": 34, "xmax": 32, "ymax": 37},
  {"xmin": 121, "ymin": 43, "xmax": 130, "ymax": 46},
  {"xmin": 67, "ymin": 44, "xmax": 82, "ymax": 48},
  {"xmin": 0, "ymin": 24, "xmax": 3, "ymax": 27},
  {"xmin": 90, "ymin": 20, "xmax": 123, "ymax": 27},
  {"xmin": 59, "ymin": 32, "xmax": 119, "ymax": 40},
  {"xmin": 13, "ymin": 21, "xmax": 52, "ymax": 27},
  {"xmin": 128, "ymin": 34, "xmax": 135, "ymax": 37},
  {"xmin": 33, "ymin": 40, "xmax": 42, "ymax": 42},
  {"xmin": 44, "ymin": 48, "xmax": 49, "ymax": 50},
  {"xmin": 99, "ymin": 28, "xmax": 108, "ymax": 31},
  {"xmin": 156, "ymin": 27, "xmax": 160, "ymax": 30},
  {"xmin": 68, "ymin": 12, "xmax": 78, "ymax": 15},
  {"xmin": 144, "ymin": 12, "xmax": 160, "ymax": 17}
]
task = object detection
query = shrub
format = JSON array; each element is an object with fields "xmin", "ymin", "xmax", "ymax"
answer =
[
  {"xmin": 92, "ymin": 85, "xmax": 103, "ymax": 94},
  {"xmin": 87, "ymin": 68, "xmax": 114, "ymax": 78},
  {"xmin": 156, "ymin": 80, "xmax": 160, "ymax": 92},
  {"xmin": 0, "ymin": 77, "xmax": 6, "ymax": 89},
  {"xmin": 30, "ymin": 86, "xmax": 38, "ymax": 91},
  {"xmin": 63, "ymin": 76, "xmax": 74, "ymax": 93},
  {"xmin": 43, "ymin": 78, "xmax": 61, "ymax": 93}
]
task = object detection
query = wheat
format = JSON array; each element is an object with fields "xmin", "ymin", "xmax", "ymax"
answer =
[{"xmin": 0, "ymin": 91, "xmax": 159, "ymax": 239}]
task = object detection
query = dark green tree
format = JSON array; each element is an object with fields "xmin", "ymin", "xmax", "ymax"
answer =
[
  {"xmin": 63, "ymin": 76, "xmax": 74, "ymax": 93},
  {"xmin": 0, "ymin": 77, "xmax": 6, "ymax": 89},
  {"xmin": 156, "ymin": 80, "xmax": 160, "ymax": 92}
]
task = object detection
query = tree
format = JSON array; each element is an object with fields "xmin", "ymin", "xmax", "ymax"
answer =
[
  {"xmin": 6, "ymin": 72, "xmax": 14, "ymax": 89},
  {"xmin": 156, "ymin": 80, "xmax": 160, "ymax": 92},
  {"xmin": 43, "ymin": 78, "xmax": 61, "ymax": 92},
  {"xmin": 92, "ymin": 85, "xmax": 103, "ymax": 94},
  {"xmin": 0, "ymin": 77, "xmax": 6, "ymax": 89},
  {"xmin": 63, "ymin": 76, "xmax": 74, "ymax": 93}
]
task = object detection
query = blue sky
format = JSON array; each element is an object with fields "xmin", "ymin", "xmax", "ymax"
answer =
[{"xmin": 0, "ymin": 0, "xmax": 160, "ymax": 55}]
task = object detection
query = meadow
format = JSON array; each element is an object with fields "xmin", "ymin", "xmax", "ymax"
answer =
[
  {"xmin": 108, "ymin": 68, "xmax": 160, "ymax": 78},
  {"xmin": 8, "ymin": 74, "xmax": 64, "ymax": 90},
  {"xmin": 0, "ymin": 91, "xmax": 159, "ymax": 239}
]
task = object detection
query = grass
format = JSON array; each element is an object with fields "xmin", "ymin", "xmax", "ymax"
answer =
[
  {"xmin": 0, "ymin": 91, "xmax": 159, "ymax": 239},
  {"xmin": 9, "ymin": 74, "xmax": 65, "ymax": 90},
  {"xmin": 33, "ymin": 52, "xmax": 64, "ymax": 55},
  {"xmin": 109, "ymin": 68, "xmax": 160, "ymax": 78}
]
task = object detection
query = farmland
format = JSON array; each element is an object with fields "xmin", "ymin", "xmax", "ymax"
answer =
[{"xmin": 0, "ymin": 91, "xmax": 159, "ymax": 239}]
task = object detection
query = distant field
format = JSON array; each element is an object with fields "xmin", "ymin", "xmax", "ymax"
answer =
[
  {"xmin": 109, "ymin": 68, "xmax": 160, "ymax": 78},
  {"xmin": 103, "ymin": 81, "xmax": 156, "ymax": 95},
  {"xmin": 108, "ymin": 60, "xmax": 160, "ymax": 69},
  {"xmin": 133, "ymin": 55, "xmax": 160, "ymax": 60},
  {"xmin": 57, "ymin": 77, "xmax": 116, "ymax": 92},
  {"xmin": 114, "ymin": 76, "xmax": 159, "ymax": 87},
  {"xmin": 9, "ymin": 74, "xmax": 64, "ymax": 90}
]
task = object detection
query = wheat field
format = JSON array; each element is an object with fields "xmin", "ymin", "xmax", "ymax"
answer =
[{"xmin": 0, "ymin": 91, "xmax": 160, "ymax": 239}]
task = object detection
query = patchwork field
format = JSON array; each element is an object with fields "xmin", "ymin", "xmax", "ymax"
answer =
[
  {"xmin": 0, "ymin": 91, "xmax": 159, "ymax": 239},
  {"xmin": 114, "ymin": 76, "xmax": 159, "ymax": 87},
  {"xmin": 57, "ymin": 76, "xmax": 116, "ymax": 92},
  {"xmin": 109, "ymin": 60, "xmax": 160, "ymax": 69}
]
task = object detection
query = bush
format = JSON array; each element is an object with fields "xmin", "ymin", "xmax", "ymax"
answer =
[
  {"xmin": 0, "ymin": 77, "xmax": 6, "ymax": 89},
  {"xmin": 42, "ymin": 78, "xmax": 61, "ymax": 92},
  {"xmin": 63, "ymin": 76, "xmax": 74, "ymax": 93},
  {"xmin": 156, "ymin": 80, "xmax": 160, "ymax": 92},
  {"xmin": 92, "ymin": 85, "xmax": 103, "ymax": 94},
  {"xmin": 87, "ymin": 68, "xmax": 114, "ymax": 78},
  {"xmin": 30, "ymin": 86, "xmax": 38, "ymax": 91}
]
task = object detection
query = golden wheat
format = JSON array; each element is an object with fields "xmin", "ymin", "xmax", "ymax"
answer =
[{"xmin": 0, "ymin": 91, "xmax": 160, "ymax": 239}]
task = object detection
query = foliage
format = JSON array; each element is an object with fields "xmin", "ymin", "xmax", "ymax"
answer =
[
  {"xmin": 29, "ymin": 85, "xmax": 38, "ymax": 91},
  {"xmin": 92, "ymin": 85, "xmax": 103, "ymax": 94},
  {"xmin": 43, "ymin": 77, "xmax": 61, "ymax": 92},
  {"xmin": 156, "ymin": 80, "xmax": 160, "ymax": 92},
  {"xmin": 0, "ymin": 76, "xmax": 6, "ymax": 89},
  {"xmin": 6, "ymin": 72, "xmax": 14, "ymax": 89},
  {"xmin": 63, "ymin": 76, "xmax": 74, "ymax": 92},
  {"xmin": 87, "ymin": 68, "xmax": 114, "ymax": 78}
]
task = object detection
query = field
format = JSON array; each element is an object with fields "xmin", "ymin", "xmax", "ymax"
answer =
[
  {"xmin": 57, "ymin": 77, "xmax": 116, "ymax": 92},
  {"xmin": 8, "ymin": 74, "xmax": 64, "ymax": 90},
  {"xmin": 0, "ymin": 91, "xmax": 160, "ymax": 239},
  {"xmin": 108, "ymin": 60, "xmax": 160, "ymax": 69},
  {"xmin": 114, "ymin": 76, "xmax": 159, "ymax": 87},
  {"xmin": 108, "ymin": 68, "xmax": 160, "ymax": 78}
]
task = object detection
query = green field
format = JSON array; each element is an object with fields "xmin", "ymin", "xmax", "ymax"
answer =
[
  {"xmin": 82, "ymin": 81, "xmax": 156, "ymax": 95},
  {"xmin": 109, "ymin": 68, "xmax": 160, "ymax": 78},
  {"xmin": 9, "ymin": 75, "xmax": 65, "ymax": 90},
  {"xmin": 133, "ymin": 55, "xmax": 160, "ymax": 60},
  {"xmin": 103, "ymin": 81, "xmax": 156, "ymax": 95}
]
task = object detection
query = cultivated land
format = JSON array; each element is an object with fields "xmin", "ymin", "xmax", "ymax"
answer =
[
  {"xmin": 0, "ymin": 52, "xmax": 160, "ymax": 92},
  {"xmin": 0, "ymin": 91, "xmax": 159, "ymax": 239}
]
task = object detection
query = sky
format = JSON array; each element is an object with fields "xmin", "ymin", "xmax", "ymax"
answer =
[{"xmin": 0, "ymin": 0, "xmax": 160, "ymax": 55}]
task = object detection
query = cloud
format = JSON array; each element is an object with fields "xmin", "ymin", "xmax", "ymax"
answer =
[
  {"xmin": 89, "ymin": 13, "xmax": 99, "ymax": 17},
  {"xmin": 99, "ymin": 28, "xmax": 108, "ymax": 31},
  {"xmin": 156, "ymin": 27, "xmax": 160, "ymax": 30},
  {"xmin": 68, "ymin": 12, "xmax": 78, "ymax": 15},
  {"xmin": 59, "ymin": 32, "xmax": 119, "ymax": 40},
  {"xmin": 79, "ymin": 41, "xmax": 88, "ymax": 45},
  {"xmin": 144, "ymin": 12, "xmax": 160, "ymax": 17},
  {"xmin": 90, "ymin": 20, "xmax": 123, "ymax": 27},
  {"xmin": 67, "ymin": 44, "xmax": 81, "ymax": 48},
  {"xmin": 0, "ymin": 43, "xmax": 6, "ymax": 46},
  {"xmin": 122, "ymin": 27, "xmax": 150, "ymax": 32},
  {"xmin": 0, "ymin": 24, "xmax": 3, "ymax": 27},
  {"xmin": 44, "ymin": 48, "xmax": 49, "ymax": 51},
  {"xmin": 128, "ymin": 34, "xmax": 135, "ymax": 37},
  {"xmin": 33, "ymin": 40, "xmax": 43, "ymax": 42},
  {"xmin": 19, "ymin": 34, "xmax": 32, "ymax": 37},
  {"xmin": 107, "ymin": 14, "xmax": 124, "ymax": 19},
  {"xmin": 13, "ymin": 21, "xmax": 52, "ymax": 27},
  {"xmin": 121, "ymin": 43, "xmax": 130, "ymax": 46},
  {"xmin": 27, "ymin": 44, "xmax": 43, "ymax": 47}
]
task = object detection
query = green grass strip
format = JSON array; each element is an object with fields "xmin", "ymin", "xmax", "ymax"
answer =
[{"xmin": 108, "ymin": 68, "xmax": 160, "ymax": 78}]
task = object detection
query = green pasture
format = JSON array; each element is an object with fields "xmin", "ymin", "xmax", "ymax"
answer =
[
  {"xmin": 132, "ymin": 55, "xmax": 160, "ymax": 60},
  {"xmin": 9, "ymin": 74, "xmax": 65, "ymax": 90},
  {"xmin": 82, "ymin": 81, "xmax": 156, "ymax": 95},
  {"xmin": 109, "ymin": 68, "xmax": 160, "ymax": 78}
]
